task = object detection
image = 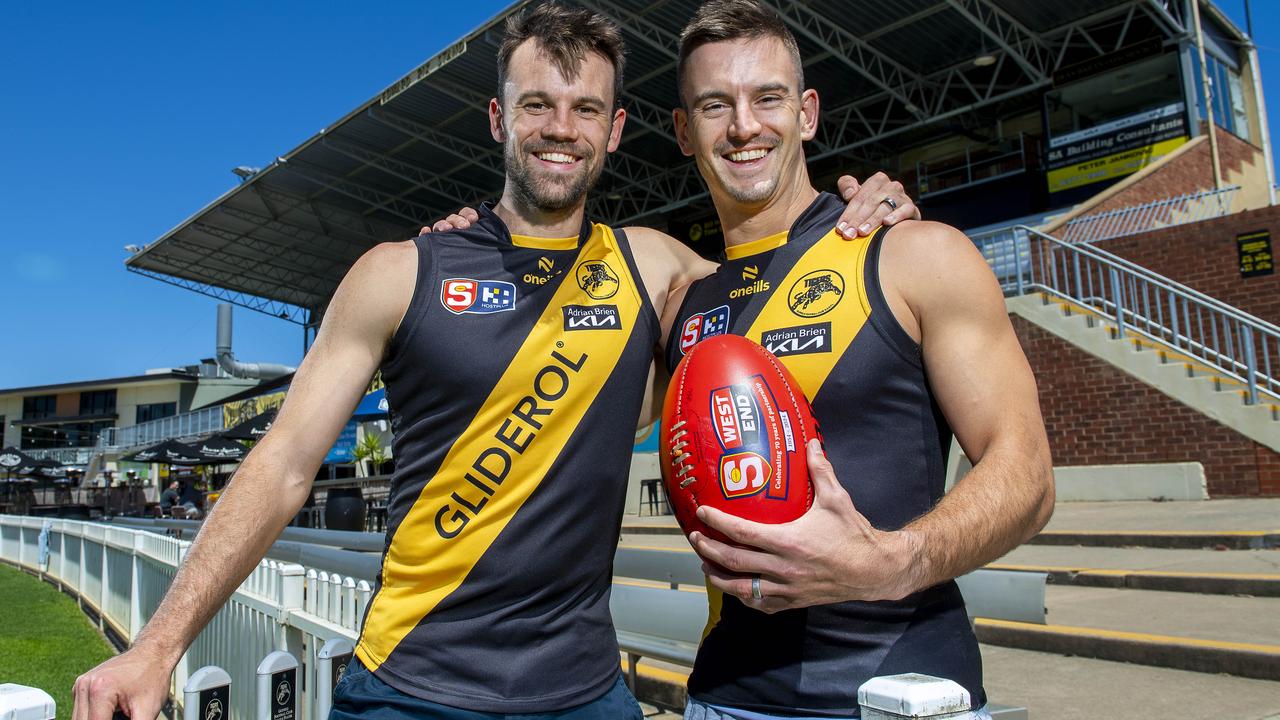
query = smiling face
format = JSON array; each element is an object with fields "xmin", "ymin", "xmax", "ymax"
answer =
[
  {"xmin": 674, "ymin": 36, "xmax": 818, "ymax": 212},
  {"xmin": 491, "ymin": 39, "xmax": 626, "ymax": 215}
]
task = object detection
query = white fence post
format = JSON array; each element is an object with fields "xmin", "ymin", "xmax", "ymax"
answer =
[
  {"xmin": 183, "ymin": 666, "xmax": 231, "ymax": 720},
  {"xmin": 256, "ymin": 652, "xmax": 298, "ymax": 720},
  {"xmin": 314, "ymin": 639, "xmax": 354, "ymax": 720},
  {"xmin": 130, "ymin": 532, "xmax": 144, "ymax": 641},
  {"xmin": 858, "ymin": 674, "xmax": 978, "ymax": 720}
]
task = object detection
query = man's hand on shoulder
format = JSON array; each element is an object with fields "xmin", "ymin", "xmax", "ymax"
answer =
[
  {"xmin": 688, "ymin": 441, "xmax": 919, "ymax": 613},
  {"xmin": 419, "ymin": 207, "xmax": 480, "ymax": 234},
  {"xmin": 834, "ymin": 172, "xmax": 921, "ymax": 239}
]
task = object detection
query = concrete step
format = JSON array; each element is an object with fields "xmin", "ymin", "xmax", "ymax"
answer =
[
  {"xmin": 976, "ymin": 585, "xmax": 1280, "ymax": 680},
  {"xmin": 995, "ymin": 544, "xmax": 1280, "ymax": 596},
  {"xmin": 1028, "ymin": 529, "xmax": 1280, "ymax": 550}
]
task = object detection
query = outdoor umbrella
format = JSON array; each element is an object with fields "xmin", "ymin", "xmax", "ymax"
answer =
[
  {"xmin": 189, "ymin": 437, "xmax": 248, "ymax": 464},
  {"xmin": 25, "ymin": 458, "xmax": 67, "ymax": 480},
  {"xmin": 220, "ymin": 410, "xmax": 276, "ymax": 441},
  {"xmin": 120, "ymin": 439, "xmax": 205, "ymax": 466},
  {"xmin": 0, "ymin": 447, "xmax": 40, "ymax": 476}
]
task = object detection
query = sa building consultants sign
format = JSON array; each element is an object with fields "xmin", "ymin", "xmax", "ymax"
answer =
[{"xmin": 1046, "ymin": 102, "xmax": 1189, "ymax": 193}]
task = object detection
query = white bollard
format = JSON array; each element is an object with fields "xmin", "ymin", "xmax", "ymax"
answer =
[
  {"xmin": 183, "ymin": 666, "xmax": 231, "ymax": 720},
  {"xmin": 257, "ymin": 651, "xmax": 298, "ymax": 720},
  {"xmin": 0, "ymin": 684, "xmax": 55, "ymax": 720},
  {"xmin": 858, "ymin": 674, "xmax": 978, "ymax": 719},
  {"xmin": 314, "ymin": 638, "xmax": 355, "ymax": 720}
]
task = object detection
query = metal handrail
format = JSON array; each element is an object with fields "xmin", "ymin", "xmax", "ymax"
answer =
[
  {"xmin": 98, "ymin": 406, "xmax": 225, "ymax": 451},
  {"xmin": 981, "ymin": 223, "xmax": 1279, "ymax": 405},
  {"xmin": 1058, "ymin": 186, "xmax": 1241, "ymax": 244}
]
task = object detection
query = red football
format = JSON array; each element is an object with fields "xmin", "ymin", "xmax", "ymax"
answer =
[{"xmin": 660, "ymin": 334, "xmax": 818, "ymax": 543}]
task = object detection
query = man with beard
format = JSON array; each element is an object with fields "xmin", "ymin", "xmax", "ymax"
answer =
[
  {"xmin": 72, "ymin": 5, "xmax": 920, "ymax": 720},
  {"xmin": 661, "ymin": 2, "xmax": 1054, "ymax": 718}
]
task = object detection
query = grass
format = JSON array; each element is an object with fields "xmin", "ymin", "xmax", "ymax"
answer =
[{"xmin": 0, "ymin": 563, "xmax": 115, "ymax": 720}]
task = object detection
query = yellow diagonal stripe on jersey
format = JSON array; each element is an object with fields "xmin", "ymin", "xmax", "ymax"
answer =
[
  {"xmin": 745, "ymin": 229, "xmax": 874, "ymax": 398},
  {"xmin": 356, "ymin": 225, "xmax": 642, "ymax": 670}
]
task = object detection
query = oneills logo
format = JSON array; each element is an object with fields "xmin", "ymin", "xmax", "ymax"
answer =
[
  {"xmin": 576, "ymin": 260, "xmax": 619, "ymax": 299},
  {"xmin": 742, "ymin": 265, "xmax": 758, "ymax": 281},
  {"xmin": 788, "ymin": 270, "xmax": 845, "ymax": 317},
  {"xmin": 433, "ymin": 350, "xmax": 588, "ymax": 539},
  {"xmin": 538, "ymin": 256, "xmax": 554, "ymax": 273}
]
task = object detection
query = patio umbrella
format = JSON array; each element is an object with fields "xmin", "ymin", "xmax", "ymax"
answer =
[
  {"xmin": 220, "ymin": 410, "xmax": 276, "ymax": 441},
  {"xmin": 189, "ymin": 437, "xmax": 248, "ymax": 464},
  {"xmin": 25, "ymin": 458, "xmax": 68, "ymax": 480},
  {"xmin": 120, "ymin": 439, "xmax": 205, "ymax": 466},
  {"xmin": 0, "ymin": 447, "xmax": 40, "ymax": 476}
]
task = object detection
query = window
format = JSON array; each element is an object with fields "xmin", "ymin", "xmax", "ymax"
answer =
[
  {"xmin": 136, "ymin": 402, "xmax": 177, "ymax": 425},
  {"xmin": 22, "ymin": 395, "xmax": 56, "ymax": 420},
  {"xmin": 79, "ymin": 390, "xmax": 117, "ymax": 416},
  {"xmin": 1191, "ymin": 51, "xmax": 1249, "ymax": 141}
]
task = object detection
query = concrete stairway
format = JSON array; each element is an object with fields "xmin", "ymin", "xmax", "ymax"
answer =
[{"xmin": 1006, "ymin": 293, "xmax": 1280, "ymax": 452}]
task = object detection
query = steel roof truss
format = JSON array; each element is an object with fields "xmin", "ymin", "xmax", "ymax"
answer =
[
  {"xmin": 279, "ymin": 160, "xmax": 434, "ymax": 226},
  {"xmin": 126, "ymin": 266, "xmax": 308, "ymax": 324}
]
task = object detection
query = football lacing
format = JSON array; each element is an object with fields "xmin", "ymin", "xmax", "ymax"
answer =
[{"xmin": 668, "ymin": 419, "xmax": 695, "ymax": 485}]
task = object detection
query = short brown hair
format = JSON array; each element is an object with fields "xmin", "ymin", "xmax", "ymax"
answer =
[
  {"xmin": 497, "ymin": 2, "xmax": 627, "ymax": 106},
  {"xmin": 676, "ymin": 0, "xmax": 804, "ymax": 106}
]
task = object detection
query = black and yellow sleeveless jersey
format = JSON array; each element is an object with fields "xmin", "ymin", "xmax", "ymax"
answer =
[
  {"xmin": 664, "ymin": 193, "xmax": 983, "ymax": 717},
  {"xmin": 355, "ymin": 204, "xmax": 659, "ymax": 712}
]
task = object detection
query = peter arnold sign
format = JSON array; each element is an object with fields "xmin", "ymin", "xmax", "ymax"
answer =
[{"xmin": 1046, "ymin": 103, "xmax": 1188, "ymax": 193}]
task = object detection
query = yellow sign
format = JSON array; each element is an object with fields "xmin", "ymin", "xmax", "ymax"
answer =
[
  {"xmin": 222, "ymin": 391, "xmax": 286, "ymax": 429},
  {"xmin": 1047, "ymin": 136, "xmax": 1188, "ymax": 193}
]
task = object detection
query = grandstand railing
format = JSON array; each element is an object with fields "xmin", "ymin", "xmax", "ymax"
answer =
[
  {"xmin": 1056, "ymin": 185, "xmax": 1240, "ymax": 245},
  {"xmin": 972, "ymin": 224, "xmax": 1280, "ymax": 405},
  {"xmin": 98, "ymin": 406, "xmax": 225, "ymax": 451}
]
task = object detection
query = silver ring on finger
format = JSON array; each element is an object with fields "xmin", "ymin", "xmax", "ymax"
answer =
[
  {"xmin": 751, "ymin": 575, "xmax": 763, "ymax": 600},
  {"xmin": 880, "ymin": 196, "xmax": 899, "ymax": 211}
]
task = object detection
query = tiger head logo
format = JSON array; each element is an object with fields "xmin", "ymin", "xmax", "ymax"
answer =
[
  {"xmin": 788, "ymin": 270, "xmax": 845, "ymax": 317},
  {"xmin": 576, "ymin": 260, "xmax": 620, "ymax": 299}
]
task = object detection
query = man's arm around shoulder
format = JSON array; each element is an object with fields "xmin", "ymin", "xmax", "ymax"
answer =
[{"xmin": 72, "ymin": 241, "xmax": 417, "ymax": 720}]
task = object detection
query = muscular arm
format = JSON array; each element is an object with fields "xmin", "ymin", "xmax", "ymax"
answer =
[
  {"xmin": 886, "ymin": 221, "xmax": 1054, "ymax": 592},
  {"xmin": 690, "ymin": 222, "xmax": 1053, "ymax": 611},
  {"xmin": 73, "ymin": 241, "xmax": 417, "ymax": 720}
]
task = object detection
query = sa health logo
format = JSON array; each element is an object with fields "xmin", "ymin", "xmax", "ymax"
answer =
[
  {"xmin": 679, "ymin": 304, "xmax": 731, "ymax": 354},
  {"xmin": 441, "ymin": 278, "xmax": 517, "ymax": 315}
]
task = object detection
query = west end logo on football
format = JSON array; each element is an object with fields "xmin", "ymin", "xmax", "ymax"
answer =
[
  {"xmin": 441, "ymin": 278, "xmax": 517, "ymax": 315},
  {"xmin": 710, "ymin": 380, "xmax": 785, "ymax": 501},
  {"xmin": 788, "ymin": 269, "xmax": 845, "ymax": 318},
  {"xmin": 679, "ymin": 305, "xmax": 731, "ymax": 354}
]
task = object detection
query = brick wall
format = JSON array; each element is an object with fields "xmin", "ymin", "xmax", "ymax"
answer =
[
  {"xmin": 1095, "ymin": 204, "xmax": 1280, "ymax": 324},
  {"xmin": 1012, "ymin": 316, "xmax": 1279, "ymax": 497}
]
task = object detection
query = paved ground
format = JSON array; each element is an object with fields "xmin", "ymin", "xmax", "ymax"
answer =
[{"xmin": 982, "ymin": 645, "xmax": 1280, "ymax": 720}]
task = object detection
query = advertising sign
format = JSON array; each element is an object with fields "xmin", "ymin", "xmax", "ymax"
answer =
[
  {"xmin": 1238, "ymin": 230, "xmax": 1274, "ymax": 279},
  {"xmin": 1046, "ymin": 103, "xmax": 1188, "ymax": 193}
]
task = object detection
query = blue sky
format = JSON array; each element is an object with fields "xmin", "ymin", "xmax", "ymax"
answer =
[{"xmin": 0, "ymin": 1, "xmax": 1276, "ymax": 390}]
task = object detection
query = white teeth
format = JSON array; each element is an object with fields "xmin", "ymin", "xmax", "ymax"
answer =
[
  {"xmin": 728, "ymin": 149, "xmax": 769, "ymax": 162},
  {"xmin": 536, "ymin": 152, "xmax": 577, "ymax": 164}
]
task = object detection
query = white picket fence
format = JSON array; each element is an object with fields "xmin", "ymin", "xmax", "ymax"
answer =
[{"xmin": 0, "ymin": 515, "xmax": 365, "ymax": 720}]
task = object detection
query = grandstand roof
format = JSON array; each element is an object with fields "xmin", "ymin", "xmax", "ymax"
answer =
[{"xmin": 126, "ymin": 0, "xmax": 1247, "ymax": 324}]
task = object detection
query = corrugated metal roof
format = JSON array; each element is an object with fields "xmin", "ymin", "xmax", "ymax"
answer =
[{"xmin": 129, "ymin": 0, "xmax": 1231, "ymax": 320}]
